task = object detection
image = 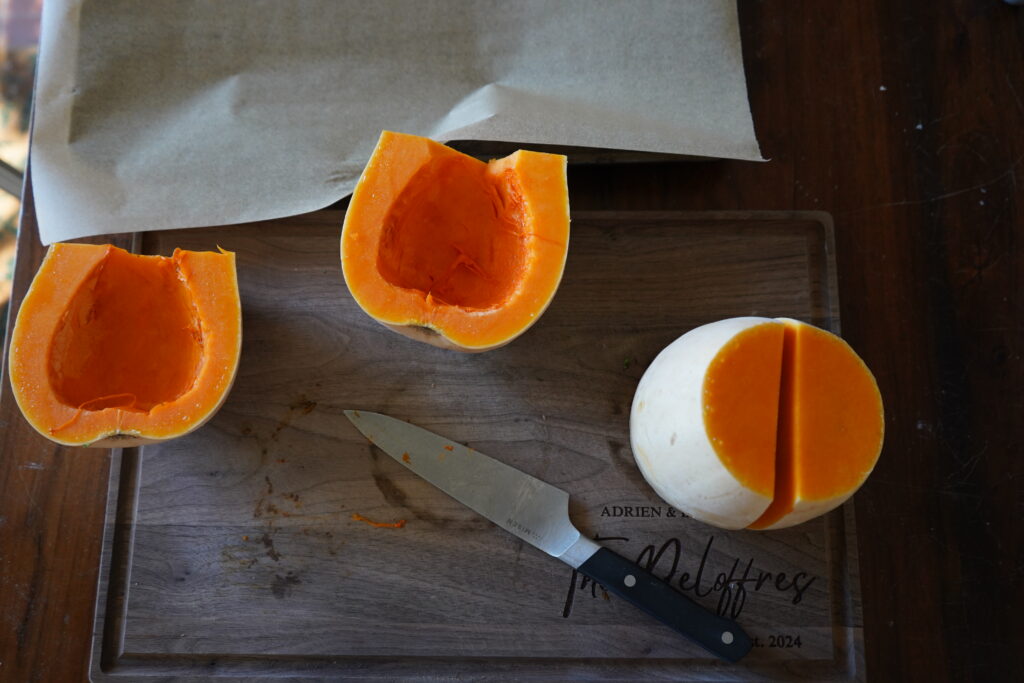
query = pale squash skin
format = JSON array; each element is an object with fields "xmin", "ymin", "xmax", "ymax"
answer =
[
  {"xmin": 379, "ymin": 322, "xmax": 490, "ymax": 353},
  {"xmin": 8, "ymin": 244, "xmax": 242, "ymax": 447},
  {"xmin": 341, "ymin": 131, "xmax": 570, "ymax": 352},
  {"xmin": 630, "ymin": 318, "xmax": 780, "ymax": 530}
]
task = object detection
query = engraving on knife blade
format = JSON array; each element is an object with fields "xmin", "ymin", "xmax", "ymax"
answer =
[{"xmin": 506, "ymin": 517, "xmax": 541, "ymax": 541}]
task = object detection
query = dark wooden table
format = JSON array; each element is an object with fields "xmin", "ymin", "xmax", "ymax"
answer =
[{"xmin": 2, "ymin": 2, "xmax": 1021, "ymax": 681}]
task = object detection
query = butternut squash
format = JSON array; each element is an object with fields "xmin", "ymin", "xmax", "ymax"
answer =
[
  {"xmin": 341, "ymin": 131, "xmax": 570, "ymax": 352},
  {"xmin": 9, "ymin": 243, "xmax": 241, "ymax": 447},
  {"xmin": 630, "ymin": 317, "xmax": 883, "ymax": 530}
]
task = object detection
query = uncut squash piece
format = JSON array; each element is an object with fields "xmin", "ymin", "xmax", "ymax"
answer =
[
  {"xmin": 9, "ymin": 243, "xmax": 241, "ymax": 447},
  {"xmin": 748, "ymin": 319, "xmax": 884, "ymax": 530},
  {"xmin": 630, "ymin": 317, "xmax": 785, "ymax": 529},
  {"xmin": 341, "ymin": 131, "xmax": 570, "ymax": 352},
  {"xmin": 630, "ymin": 316, "xmax": 884, "ymax": 532}
]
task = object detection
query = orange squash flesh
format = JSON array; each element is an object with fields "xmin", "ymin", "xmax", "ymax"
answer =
[
  {"xmin": 377, "ymin": 154, "xmax": 526, "ymax": 309},
  {"xmin": 673, "ymin": 318, "xmax": 884, "ymax": 530},
  {"xmin": 9, "ymin": 243, "xmax": 241, "ymax": 447},
  {"xmin": 702, "ymin": 322, "xmax": 785, "ymax": 498},
  {"xmin": 747, "ymin": 320, "xmax": 885, "ymax": 529},
  {"xmin": 342, "ymin": 131, "xmax": 569, "ymax": 351}
]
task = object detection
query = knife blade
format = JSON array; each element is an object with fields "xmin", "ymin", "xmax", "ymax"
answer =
[{"xmin": 345, "ymin": 410, "xmax": 752, "ymax": 663}]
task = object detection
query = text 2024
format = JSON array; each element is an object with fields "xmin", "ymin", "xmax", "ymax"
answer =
[{"xmin": 752, "ymin": 634, "xmax": 803, "ymax": 648}]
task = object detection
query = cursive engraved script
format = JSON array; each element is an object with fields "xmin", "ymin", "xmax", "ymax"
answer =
[{"xmin": 562, "ymin": 534, "xmax": 818, "ymax": 620}]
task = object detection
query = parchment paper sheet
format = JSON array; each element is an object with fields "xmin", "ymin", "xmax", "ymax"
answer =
[{"xmin": 30, "ymin": 0, "xmax": 762, "ymax": 244}]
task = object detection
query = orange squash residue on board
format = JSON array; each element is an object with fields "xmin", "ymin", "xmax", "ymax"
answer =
[{"xmin": 351, "ymin": 513, "xmax": 407, "ymax": 529}]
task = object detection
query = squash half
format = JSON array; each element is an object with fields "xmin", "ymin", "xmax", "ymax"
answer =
[
  {"xmin": 630, "ymin": 317, "xmax": 884, "ymax": 530},
  {"xmin": 341, "ymin": 131, "xmax": 570, "ymax": 352},
  {"xmin": 9, "ymin": 243, "xmax": 241, "ymax": 447}
]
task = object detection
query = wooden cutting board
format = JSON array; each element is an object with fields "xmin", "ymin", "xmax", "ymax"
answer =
[{"xmin": 90, "ymin": 210, "xmax": 862, "ymax": 681}]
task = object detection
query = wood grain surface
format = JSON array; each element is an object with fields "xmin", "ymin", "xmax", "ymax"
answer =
[
  {"xmin": 2, "ymin": 2, "xmax": 1022, "ymax": 681},
  {"xmin": 86, "ymin": 212, "xmax": 852, "ymax": 681}
]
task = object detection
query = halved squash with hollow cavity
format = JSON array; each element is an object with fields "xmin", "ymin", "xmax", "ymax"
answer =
[
  {"xmin": 341, "ymin": 131, "xmax": 570, "ymax": 352},
  {"xmin": 630, "ymin": 317, "xmax": 884, "ymax": 530},
  {"xmin": 9, "ymin": 243, "xmax": 241, "ymax": 447}
]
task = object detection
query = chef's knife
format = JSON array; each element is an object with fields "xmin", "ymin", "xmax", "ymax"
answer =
[{"xmin": 345, "ymin": 410, "xmax": 752, "ymax": 662}]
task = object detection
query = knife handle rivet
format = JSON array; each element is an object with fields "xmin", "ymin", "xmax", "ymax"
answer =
[
  {"xmin": 623, "ymin": 574, "xmax": 637, "ymax": 588},
  {"xmin": 721, "ymin": 631, "xmax": 734, "ymax": 645}
]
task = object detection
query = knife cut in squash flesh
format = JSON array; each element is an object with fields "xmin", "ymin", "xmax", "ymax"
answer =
[
  {"xmin": 630, "ymin": 317, "xmax": 884, "ymax": 530},
  {"xmin": 341, "ymin": 131, "xmax": 570, "ymax": 352},
  {"xmin": 747, "ymin": 320, "xmax": 885, "ymax": 529},
  {"xmin": 9, "ymin": 243, "xmax": 241, "ymax": 447}
]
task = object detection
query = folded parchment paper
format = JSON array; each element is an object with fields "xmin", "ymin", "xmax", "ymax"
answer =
[{"xmin": 30, "ymin": 0, "xmax": 762, "ymax": 244}]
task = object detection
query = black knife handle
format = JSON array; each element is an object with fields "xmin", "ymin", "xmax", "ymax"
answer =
[{"xmin": 577, "ymin": 547, "xmax": 752, "ymax": 662}]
